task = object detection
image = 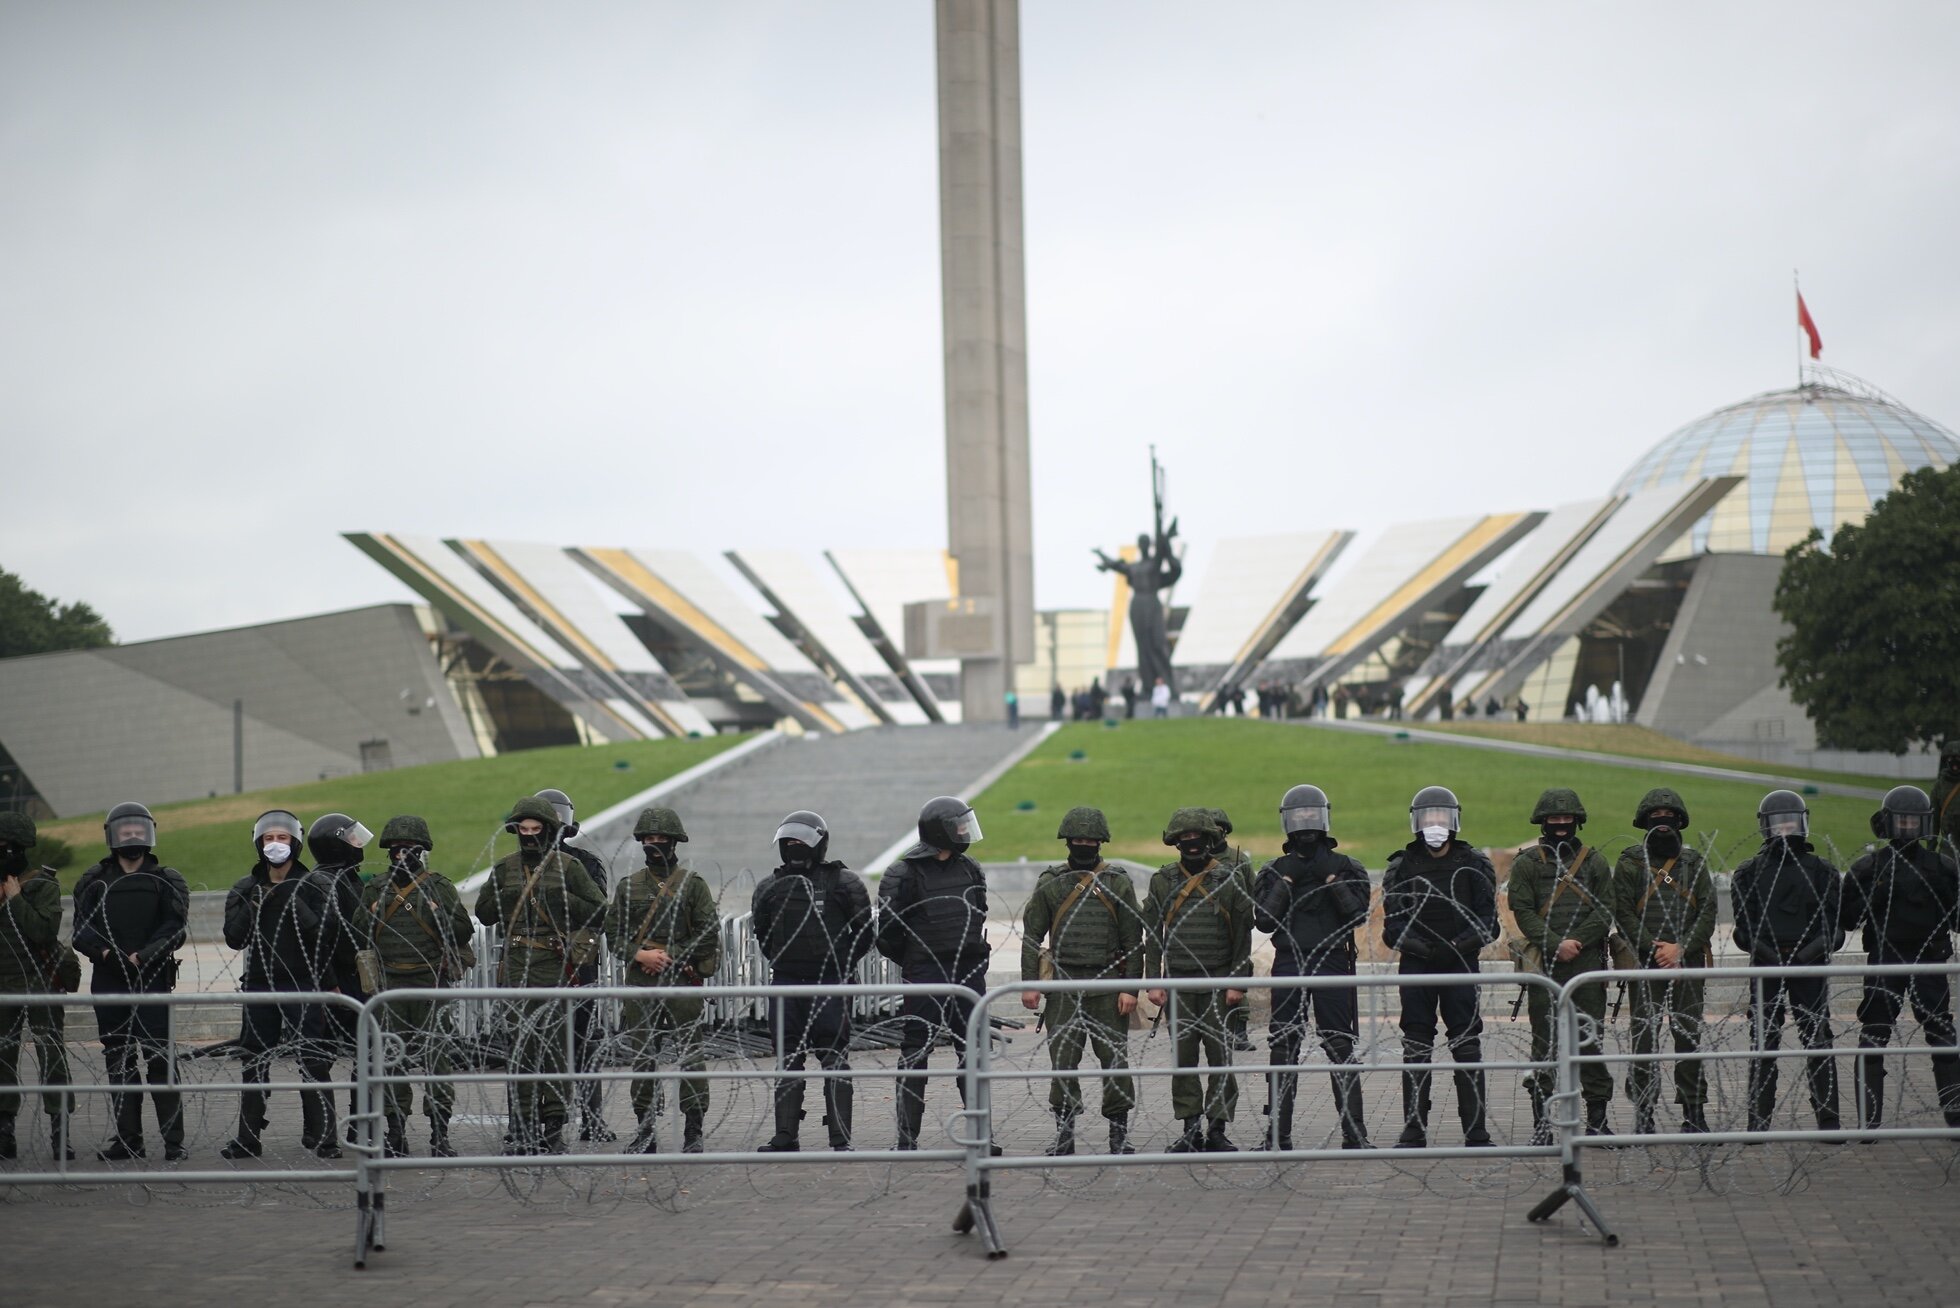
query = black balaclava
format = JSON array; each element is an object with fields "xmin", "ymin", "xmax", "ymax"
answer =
[
  {"xmin": 1177, "ymin": 835, "xmax": 1209, "ymax": 872},
  {"xmin": 1285, "ymin": 831, "xmax": 1324, "ymax": 858},
  {"xmin": 388, "ymin": 845, "xmax": 427, "ymax": 884},
  {"xmin": 1540, "ymin": 820, "xmax": 1579, "ymax": 857},
  {"xmin": 642, "ymin": 838, "xmax": 678, "ymax": 870},
  {"xmin": 0, "ymin": 844, "xmax": 27, "ymax": 877},
  {"xmin": 518, "ymin": 830, "xmax": 548, "ymax": 864},
  {"xmin": 1066, "ymin": 842, "xmax": 1101, "ymax": 870},
  {"xmin": 779, "ymin": 838, "xmax": 814, "ymax": 870},
  {"xmin": 1644, "ymin": 813, "xmax": 1683, "ymax": 860}
]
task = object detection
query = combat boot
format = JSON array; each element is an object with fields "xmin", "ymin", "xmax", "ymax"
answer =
[
  {"xmin": 1526, "ymin": 1085, "xmax": 1552, "ymax": 1146},
  {"xmin": 682, "ymin": 1110, "xmax": 704, "ymax": 1154},
  {"xmin": 1396, "ymin": 1069, "xmax": 1432, "ymax": 1148},
  {"xmin": 1046, "ymin": 1110, "xmax": 1077, "ymax": 1157},
  {"xmin": 894, "ymin": 1092, "xmax": 926, "ymax": 1152},
  {"xmin": 1167, "ymin": 1115, "xmax": 1206, "ymax": 1153},
  {"xmin": 313, "ymin": 1096, "xmax": 343, "ymax": 1159},
  {"xmin": 1633, "ymin": 1101, "xmax": 1657, "ymax": 1136},
  {"xmin": 428, "ymin": 1108, "xmax": 456, "ymax": 1159},
  {"xmin": 760, "ymin": 1081, "xmax": 804, "ymax": 1152},
  {"xmin": 627, "ymin": 1114, "xmax": 660, "ymax": 1155},
  {"xmin": 384, "ymin": 1113, "xmax": 409, "ymax": 1159},
  {"xmin": 0, "ymin": 1118, "xmax": 15, "ymax": 1161},
  {"xmin": 539, "ymin": 1118, "xmax": 568, "ymax": 1155},
  {"xmin": 1585, "ymin": 1099, "xmax": 1618, "ymax": 1146},
  {"xmin": 1455, "ymin": 1068, "xmax": 1492, "ymax": 1147},
  {"xmin": 1935, "ymin": 1057, "xmax": 1960, "ymax": 1128},
  {"xmin": 1108, "ymin": 1116, "xmax": 1135, "ymax": 1155},
  {"xmin": 823, "ymin": 1074, "xmax": 854, "ymax": 1151},
  {"xmin": 1334, "ymin": 1071, "xmax": 1371, "ymax": 1149},
  {"xmin": 50, "ymin": 1116, "xmax": 75, "ymax": 1162},
  {"xmin": 1204, "ymin": 1119, "xmax": 1238, "ymax": 1152},
  {"xmin": 1681, "ymin": 1102, "xmax": 1709, "ymax": 1134}
]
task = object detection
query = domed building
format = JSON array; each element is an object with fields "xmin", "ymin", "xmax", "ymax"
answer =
[{"xmin": 1614, "ymin": 370, "xmax": 1960, "ymax": 556}]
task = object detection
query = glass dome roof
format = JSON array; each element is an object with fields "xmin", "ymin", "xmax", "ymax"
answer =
[{"xmin": 1613, "ymin": 371, "xmax": 1960, "ymax": 555}]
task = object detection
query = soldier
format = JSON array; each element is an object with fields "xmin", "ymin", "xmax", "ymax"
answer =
[
  {"xmin": 304, "ymin": 812, "xmax": 372, "ymax": 1143},
  {"xmin": 356, "ymin": 816, "xmax": 474, "ymax": 1158},
  {"xmin": 1207, "ymin": 809, "xmax": 1257, "ymax": 1053},
  {"xmin": 1612, "ymin": 787, "xmax": 1716, "ymax": 1134},
  {"xmin": 1933, "ymin": 742, "xmax": 1960, "ymax": 855},
  {"xmin": 1019, "ymin": 807, "xmax": 1143, "ymax": 1156},
  {"xmin": 606, "ymin": 806, "xmax": 719, "ymax": 1154},
  {"xmin": 1842, "ymin": 785, "xmax": 1960, "ymax": 1133},
  {"xmin": 1382, "ymin": 786, "xmax": 1499, "ymax": 1148},
  {"xmin": 1250, "ymin": 785, "xmax": 1373, "ymax": 1150},
  {"xmin": 878, "ymin": 796, "xmax": 990, "ymax": 1151},
  {"xmin": 475, "ymin": 796, "xmax": 606, "ymax": 1154},
  {"xmin": 71, "ymin": 802, "xmax": 188, "ymax": 1161},
  {"xmin": 1506, "ymin": 788, "xmax": 1617, "ymax": 1141},
  {"xmin": 0, "ymin": 812, "xmax": 74, "ymax": 1162},
  {"xmin": 753, "ymin": 810, "xmax": 872, "ymax": 1152},
  {"xmin": 1732, "ymin": 789, "xmax": 1843, "ymax": 1134},
  {"xmin": 537, "ymin": 788, "xmax": 614, "ymax": 1144},
  {"xmin": 221, "ymin": 809, "xmax": 341, "ymax": 1158},
  {"xmin": 1144, "ymin": 807, "xmax": 1254, "ymax": 1153}
]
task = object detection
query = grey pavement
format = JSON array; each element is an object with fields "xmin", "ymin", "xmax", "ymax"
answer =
[{"xmin": 1289, "ymin": 716, "xmax": 1890, "ymax": 801}]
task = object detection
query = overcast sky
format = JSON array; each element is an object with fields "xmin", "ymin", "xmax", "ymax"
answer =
[{"xmin": 5, "ymin": 1, "xmax": 1957, "ymax": 643}]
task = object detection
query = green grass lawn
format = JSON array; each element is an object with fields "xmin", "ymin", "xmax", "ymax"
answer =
[
  {"xmin": 40, "ymin": 734, "xmax": 747, "ymax": 893},
  {"xmin": 1420, "ymin": 720, "xmax": 1899, "ymax": 792},
  {"xmin": 972, "ymin": 719, "xmax": 1885, "ymax": 872}
]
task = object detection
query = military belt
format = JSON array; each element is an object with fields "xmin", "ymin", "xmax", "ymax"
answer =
[{"xmin": 508, "ymin": 933, "xmax": 565, "ymax": 953}]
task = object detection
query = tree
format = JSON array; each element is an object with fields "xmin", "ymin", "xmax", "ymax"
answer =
[
  {"xmin": 0, "ymin": 567, "xmax": 115, "ymax": 659},
  {"xmin": 1774, "ymin": 463, "xmax": 1960, "ymax": 753}
]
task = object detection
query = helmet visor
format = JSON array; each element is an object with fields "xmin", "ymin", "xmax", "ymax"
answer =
[
  {"xmin": 253, "ymin": 810, "xmax": 303, "ymax": 843},
  {"xmin": 774, "ymin": 818, "xmax": 826, "ymax": 848},
  {"xmin": 341, "ymin": 821, "xmax": 374, "ymax": 850},
  {"xmin": 1886, "ymin": 812, "xmax": 1924, "ymax": 839},
  {"xmin": 949, "ymin": 808, "xmax": 983, "ymax": 844},
  {"xmin": 109, "ymin": 815, "xmax": 157, "ymax": 849},
  {"xmin": 1281, "ymin": 805, "xmax": 1330, "ymax": 835},
  {"xmin": 1763, "ymin": 810, "xmax": 1808, "ymax": 838},
  {"xmin": 1411, "ymin": 805, "xmax": 1458, "ymax": 833}
]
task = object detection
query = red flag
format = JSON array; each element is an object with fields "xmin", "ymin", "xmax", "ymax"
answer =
[{"xmin": 1797, "ymin": 292, "xmax": 1823, "ymax": 359}]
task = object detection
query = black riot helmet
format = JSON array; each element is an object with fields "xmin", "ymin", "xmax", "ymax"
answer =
[
  {"xmin": 307, "ymin": 812, "xmax": 373, "ymax": 867},
  {"xmin": 1409, "ymin": 786, "xmax": 1461, "ymax": 836},
  {"xmin": 1873, "ymin": 785, "xmax": 1934, "ymax": 842},
  {"xmin": 104, "ymin": 801, "xmax": 157, "ymax": 855},
  {"xmin": 252, "ymin": 809, "xmax": 304, "ymax": 865},
  {"xmin": 775, "ymin": 810, "xmax": 829, "ymax": 866},
  {"xmin": 1756, "ymin": 790, "xmax": 1809, "ymax": 841},
  {"xmin": 1280, "ymin": 784, "xmax": 1331, "ymax": 837},
  {"xmin": 918, "ymin": 796, "xmax": 982, "ymax": 854},
  {"xmin": 536, "ymin": 788, "xmax": 577, "ymax": 838}
]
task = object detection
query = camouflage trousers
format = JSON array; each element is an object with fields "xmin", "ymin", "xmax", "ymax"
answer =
[
  {"xmin": 620, "ymin": 992, "xmax": 708, "ymax": 1120},
  {"xmin": 0, "ymin": 1002, "xmax": 72, "ymax": 1118},
  {"xmin": 1042, "ymin": 991, "xmax": 1134, "ymax": 1120},
  {"xmin": 375, "ymin": 989, "xmax": 459, "ymax": 1120}
]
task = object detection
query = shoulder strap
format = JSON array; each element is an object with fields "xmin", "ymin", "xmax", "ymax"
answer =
[
  {"xmin": 1633, "ymin": 855, "xmax": 1682, "ymax": 917},
  {"xmin": 378, "ymin": 870, "xmax": 444, "ymax": 945},
  {"xmin": 1540, "ymin": 846, "xmax": 1592, "ymax": 915},
  {"xmin": 1053, "ymin": 871, "xmax": 1117, "ymax": 937},
  {"xmin": 630, "ymin": 869, "xmax": 688, "ymax": 948}
]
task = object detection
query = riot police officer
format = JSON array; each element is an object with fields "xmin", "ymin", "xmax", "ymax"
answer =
[
  {"xmin": 606, "ymin": 806, "xmax": 719, "ymax": 1153},
  {"xmin": 1382, "ymin": 786, "xmax": 1498, "ymax": 1148},
  {"xmin": 538, "ymin": 788, "xmax": 614, "ymax": 1144},
  {"xmin": 1612, "ymin": 787, "xmax": 1716, "ymax": 1134},
  {"xmin": 1732, "ymin": 789, "xmax": 1843, "ymax": 1134},
  {"xmin": 1019, "ymin": 807, "xmax": 1144, "ymax": 1156},
  {"xmin": 1842, "ymin": 785, "xmax": 1960, "ymax": 1132},
  {"xmin": 0, "ymin": 812, "xmax": 73, "ymax": 1162},
  {"xmin": 1207, "ymin": 809, "xmax": 1257, "ymax": 1053},
  {"xmin": 877, "ymin": 796, "xmax": 990, "ymax": 1151},
  {"xmin": 221, "ymin": 809, "xmax": 341, "ymax": 1158},
  {"xmin": 1145, "ymin": 808, "xmax": 1254, "ymax": 1153},
  {"xmin": 753, "ymin": 811, "xmax": 872, "ymax": 1151},
  {"xmin": 1251, "ymin": 785, "xmax": 1372, "ymax": 1150},
  {"xmin": 304, "ymin": 812, "xmax": 373, "ymax": 1143},
  {"xmin": 356, "ymin": 815, "xmax": 475, "ymax": 1158},
  {"xmin": 71, "ymin": 802, "xmax": 189, "ymax": 1161},
  {"xmin": 1506, "ymin": 788, "xmax": 1616, "ymax": 1141}
]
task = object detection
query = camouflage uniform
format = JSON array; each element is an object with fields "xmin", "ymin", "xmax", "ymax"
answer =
[
  {"xmin": 1612, "ymin": 788, "xmax": 1716, "ymax": 1128},
  {"xmin": 0, "ymin": 815, "xmax": 73, "ymax": 1159},
  {"xmin": 1207, "ymin": 810, "xmax": 1257, "ymax": 1050}
]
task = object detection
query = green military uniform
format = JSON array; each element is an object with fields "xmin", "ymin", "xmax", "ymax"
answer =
[
  {"xmin": 355, "ymin": 822, "xmax": 474, "ymax": 1147},
  {"xmin": 0, "ymin": 855, "xmax": 75, "ymax": 1154},
  {"xmin": 1020, "ymin": 854, "xmax": 1143, "ymax": 1125},
  {"xmin": 605, "ymin": 852, "xmax": 720, "ymax": 1129},
  {"xmin": 1506, "ymin": 790, "xmax": 1616, "ymax": 1110},
  {"xmin": 475, "ymin": 801, "xmax": 606, "ymax": 1144},
  {"xmin": 1613, "ymin": 835, "xmax": 1715, "ymax": 1122},
  {"xmin": 1145, "ymin": 809, "xmax": 1254, "ymax": 1129},
  {"xmin": 1206, "ymin": 809, "xmax": 1258, "ymax": 1050},
  {"xmin": 1933, "ymin": 742, "xmax": 1960, "ymax": 855}
]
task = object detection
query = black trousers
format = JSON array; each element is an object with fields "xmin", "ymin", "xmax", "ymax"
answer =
[
  {"xmin": 895, "ymin": 956, "xmax": 986, "ymax": 1139},
  {"xmin": 1747, "ymin": 973, "xmax": 1839, "ymax": 1126},
  {"xmin": 769, "ymin": 974, "xmax": 854, "ymax": 1144},
  {"xmin": 237, "ymin": 998, "xmax": 335, "ymax": 1143},
  {"xmin": 97, "ymin": 998, "xmax": 183, "ymax": 1148},
  {"xmin": 1856, "ymin": 961, "xmax": 1960, "ymax": 1123}
]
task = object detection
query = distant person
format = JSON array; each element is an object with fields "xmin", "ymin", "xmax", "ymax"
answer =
[
  {"xmin": 1313, "ymin": 685, "xmax": 1329, "ymax": 719},
  {"xmin": 1004, "ymin": 689, "xmax": 1020, "ymax": 730},
  {"xmin": 1050, "ymin": 685, "xmax": 1066, "ymax": 721},
  {"xmin": 1515, "ymin": 698, "xmax": 1530, "ymax": 723},
  {"xmin": 1122, "ymin": 678, "xmax": 1140, "ymax": 720},
  {"xmin": 1485, "ymin": 696, "xmax": 1501, "ymax": 719},
  {"xmin": 0, "ymin": 812, "xmax": 74, "ymax": 1163},
  {"xmin": 1150, "ymin": 677, "xmax": 1172, "ymax": 719},
  {"xmin": 1089, "ymin": 678, "xmax": 1108, "ymax": 719}
]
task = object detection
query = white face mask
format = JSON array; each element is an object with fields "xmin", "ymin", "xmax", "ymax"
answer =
[
  {"xmin": 262, "ymin": 841, "xmax": 292, "ymax": 866},
  {"xmin": 1421, "ymin": 825, "xmax": 1450, "ymax": 849}
]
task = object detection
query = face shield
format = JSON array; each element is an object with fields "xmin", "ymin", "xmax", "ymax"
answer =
[
  {"xmin": 948, "ymin": 808, "xmax": 983, "ymax": 845},
  {"xmin": 1281, "ymin": 805, "xmax": 1331, "ymax": 835},
  {"xmin": 110, "ymin": 816, "xmax": 157, "ymax": 850},
  {"xmin": 1410, "ymin": 805, "xmax": 1458, "ymax": 834},
  {"xmin": 1887, "ymin": 812, "xmax": 1924, "ymax": 840},
  {"xmin": 1764, "ymin": 810, "xmax": 1808, "ymax": 839},
  {"xmin": 338, "ymin": 821, "xmax": 375, "ymax": 850},
  {"xmin": 774, "ymin": 817, "xmax": 826, "ymax": 847},
  {"xmin": 253, "ymin": 810, "xmax": 302, "ymax": 844}
]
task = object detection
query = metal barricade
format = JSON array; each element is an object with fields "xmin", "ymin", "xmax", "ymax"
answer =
[
  {"xmin": 1533, "ymin": 959, "xmax": 1960, "ymax": 1245},
  {"xmin": 0, "ymin": 990, "xmax": 369, "ymax": 1188},
  {"xmin": 351, "ymin": 979, "xmax": 976, "ymax": 1268},
  {"xmin": 950, "ymin": 970, "xmax": 1563, "ymax": 1257}
]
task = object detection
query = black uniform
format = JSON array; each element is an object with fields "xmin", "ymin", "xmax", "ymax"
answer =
[
  {"xmin": 1252, "ymin": 837, "xmax": 1372, "ymax": 1147},
  {"xmin": 307, "ymin": 859, "xmax": 368, "ymax": 1132},
  {"xmin": 877, "ymin": 846, "xmax": 990, "ymax": 1148},
  {"xmin": 562, "ymin": 842, "xmax": 610, "ymax": 1138},
  {"xmin": 71, "ymin": 855, "xmax": 190, "ymax": 1155},
  {"xmin": 222, "ymin": 857, "xmax": 339, "ymax": 1152},
  {"xmin": 1842, "ymin": 839, "xmax": 1960, "ymax": 1128},
  {"xmin": 1381, "ymin": 838, "xmax": 1499, "ymax": 1146},
  {"xmin": 1732, "ymin": 837, "xmax": 1843, "ymax": 1130},
  {"xmin": 753, "ymin": 859, "xmax": 873, "ymax": 1148}
]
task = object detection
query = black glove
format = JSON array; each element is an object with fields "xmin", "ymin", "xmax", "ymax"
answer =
[
  {"xmin": 1448, "ymin": 930, "xmax": 1487, "ymax": 957},
  {"xmin": 1790, "ymin": 936, "xmax": 1830, "ymax": 966},
  {"xmin": 1394, "ymin": 933, "xmax": 1432, "ymax": 960},
  {"xmin": 1749, "ymin": 939, "xmax": 1783, "ymax": 967}
]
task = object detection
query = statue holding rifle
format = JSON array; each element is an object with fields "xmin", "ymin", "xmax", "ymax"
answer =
[{"xmin": 1093, "ymin": 449, "xmax": 1182, "ymax": 697}]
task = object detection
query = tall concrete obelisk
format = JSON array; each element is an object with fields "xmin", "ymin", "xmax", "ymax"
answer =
[{"xmin": 937, "ymin": 0, "xmax": 1034, "ymax": 724}]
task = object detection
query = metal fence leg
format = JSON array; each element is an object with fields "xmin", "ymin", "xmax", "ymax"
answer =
[{"xmin": 1527, "ymin": 989, "xmax": 1619, "ymax": 1246}]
